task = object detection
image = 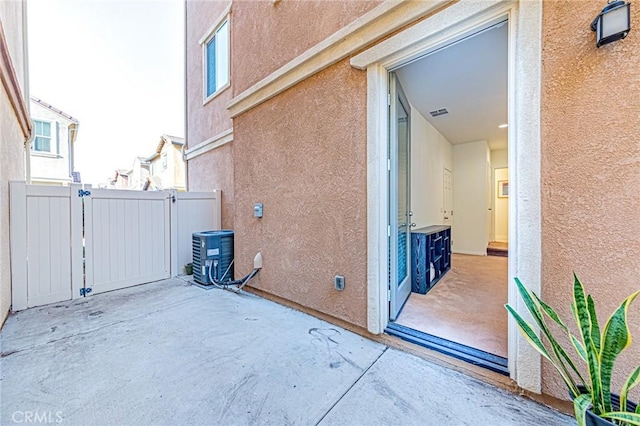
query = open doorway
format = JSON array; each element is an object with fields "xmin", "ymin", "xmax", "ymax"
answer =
[{"xmin": 387, "ymin": 19, "xmax": 510, "ymax": 374}]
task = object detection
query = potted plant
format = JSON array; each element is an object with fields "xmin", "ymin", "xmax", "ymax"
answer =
[{"xmin": 506, "ymin": 274, "xmax": 640, "ymax": 426}]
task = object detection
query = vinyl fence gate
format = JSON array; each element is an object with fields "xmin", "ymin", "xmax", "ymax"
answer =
[{"xmin": 10, "ymin": 182, "xmax": 221, "ymax": 311}]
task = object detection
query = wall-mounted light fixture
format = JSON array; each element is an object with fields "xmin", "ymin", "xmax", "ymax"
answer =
[{"xmin": 591, "ymin": 1, "xmax": 631, "ymax": 48}]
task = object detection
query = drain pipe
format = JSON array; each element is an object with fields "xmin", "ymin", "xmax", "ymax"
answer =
[
  {"xmin": 24, "ymin": 121, "xmax": 34, "ymax": 184},
  {"xmin": 22, "ymin": 0, "xmax": 32, "ymax": 183},
  {"xmin": 207, "ymin": 252, "xmax": 262, "ymax": 293}
]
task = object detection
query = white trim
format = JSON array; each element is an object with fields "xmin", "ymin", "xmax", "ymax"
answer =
[
  {"xmin": 351, "ymin": 1, "xmax": 510, "ymax": 69},
  {"xmin": 203, "ymin": 82, "xmax": 230, "ymax": 106},
  {"xmin": 358, "ymin": 0, "xmax": 543, "ymax": 394},
  {"xmin": 184, "ymin": 128, "xmax": 233, "ymax": 160},
  {"xmin": 201, "ymin": 8, "xmax": 231, "ymax": 104},
  {"xmin": 226, "ymin": 0, "xmax": 451, "ymax": 118},
  {"xmin": 366, "ymin": 64, "xmax": 390, "ymax": 334},
  {"xmin": 32, "ymin": 118, "xmax": 57, "ymax": 155},
  {"xmin": 510, "ymin": 0, "xmax": 543, "ymax": 394},
  {"xmin": 198, "ymin": 4, "xmax": 232, "ymax": 45},
  {"xmin": 30, "ymin": 152, "xmax": 62, "ymax": 159}
]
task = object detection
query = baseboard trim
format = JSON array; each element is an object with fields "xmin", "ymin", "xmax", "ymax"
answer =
[{"xmin": 452, "ymin": 249, "xmax": 486, "ymax": 256}]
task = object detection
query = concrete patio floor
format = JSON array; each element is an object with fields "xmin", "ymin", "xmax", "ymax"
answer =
[{"xmin": 1, "ymin": 278, "xmax": 573, "ymax": 425}]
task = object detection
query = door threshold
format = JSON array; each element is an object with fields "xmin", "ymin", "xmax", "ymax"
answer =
[{"xmin": 385, "ymin": 322, "xmax": 508, "ymax": 375}]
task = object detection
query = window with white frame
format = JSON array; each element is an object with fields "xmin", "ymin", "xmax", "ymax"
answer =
[
  {"xmin": 33, "ymin": 120, "xmax": 55, "ymax": 154},
  {"xmin": 202, "ymin": 17, "xmax": 229, "ymax": 101}
]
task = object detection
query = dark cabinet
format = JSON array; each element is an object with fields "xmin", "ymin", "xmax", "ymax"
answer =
[{"xmin": 411, "ymin": 225, "xmax": 452, "ymax": 294}]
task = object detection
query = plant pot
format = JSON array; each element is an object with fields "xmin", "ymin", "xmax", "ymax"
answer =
[
  {"xmin": 573, "ymin": 387, "xmax": 637, "ymax": 426},
  {"xmin": 185, "ymin": 263, "xmax": 193, "ymax": 275}
]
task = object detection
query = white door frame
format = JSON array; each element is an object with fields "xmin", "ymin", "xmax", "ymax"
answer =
[{"xmin": 352, "ymin": 0, "xmax": 543, "ymax": 393}]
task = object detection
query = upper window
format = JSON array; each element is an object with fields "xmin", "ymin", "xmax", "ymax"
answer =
[
  {"xmin": 202, "ymin": 18, "xmax": 229, "ymax": 101},
  {"xmin": 33, "ymin": 120, "xmax": 55, "ymax": 153},
  {"xmin": 161, "ymin": 152, "xmax": 167, "ymax": 170}
]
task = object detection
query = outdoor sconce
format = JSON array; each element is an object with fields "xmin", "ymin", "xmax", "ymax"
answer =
[{"xmin": 591, "ymin": 1, "xmax": 631, "ymax": 48}]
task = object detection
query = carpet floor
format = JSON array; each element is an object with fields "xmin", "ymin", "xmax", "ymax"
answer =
[{"xmin": 395, "ymin": 253, "xmax": 508, "ymax": 358}]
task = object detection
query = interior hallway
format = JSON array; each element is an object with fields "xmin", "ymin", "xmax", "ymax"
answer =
[{"xmin": 396, "ymin": 253, "xmax": 508, "ymax": 358}]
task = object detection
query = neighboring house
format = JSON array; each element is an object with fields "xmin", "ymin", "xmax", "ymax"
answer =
[
  {"xmin": 29, "ymin": 97, "xmax": 80, "ymax": 185},
  {"xmin": 113, "ymin": 135, "xmax": 185, "ymax": 191},
  {"xmin": 0, "ymin": 0, "xmax": 31, "ymax": 325},
  {"xmin": 185, "ymin": 0, "xmax": 640, "ymax": 403},
  {"xmin": 112, "ymin": 169, "xmax": 130, "ymax": 189},
  {"xmin": 144, "ymin": 134, "xmax": 185, "ymax": 191}
]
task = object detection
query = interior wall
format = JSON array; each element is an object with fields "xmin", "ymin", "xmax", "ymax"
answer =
[
  {"xmin": 540, "ymin": 0, "xmax": 640, "ymax": 401},
  {"xmin": 491, "ymin": 149, "xmax": 508, "ymax": 242},
  {"xmin": 410, "ymin": 105, "xmax": 453, "ymax": 229},
  {"xmin": 452, "ymin": 140, "xmax": 490, "ymax": 255},
  {"xmin": 494, "ymin": 167, "xmax": 509, "ymax": 242}
]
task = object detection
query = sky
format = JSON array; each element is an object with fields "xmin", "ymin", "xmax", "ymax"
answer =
[{"xmin": 28, "ymin": 0, "xmax": 184, "ymax": 185}]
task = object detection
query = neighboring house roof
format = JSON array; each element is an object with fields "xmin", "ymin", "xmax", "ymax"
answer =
[
  {"xmin": 30, "ymin": 97, "xmax": 79, "ymax": 125},
  {"xmin": 114, "ymin": 169, "xmax": 131, "ymax": 180},
  {"xmin": 143, "ymin": 134, "xmax": 185, "ymax": 162},
  {"xmin": 30, "ymin": 97, "xmax": 80, "ymax": 144}
]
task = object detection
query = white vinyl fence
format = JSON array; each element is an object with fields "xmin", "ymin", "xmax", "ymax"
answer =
[{"xmin": 10, "ymin": 182, "xmax": 221, "ymax": 310}]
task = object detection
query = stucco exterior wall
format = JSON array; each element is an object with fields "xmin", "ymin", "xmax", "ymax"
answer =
[
  {"xmin": 0, "ymin": 0, "xmax": 26, "ymax": 88},
  {"xmin": 231, "ymin": 0, "xmax": 381, "ymax": 93},
  {"xmin": 541, "ymin": 0, "xmax": 640, "ymax": 400},
  {"xmin": 232, "ymin": 59, "xmax": 368, "ymax": 328},
  {"xmin": 185, "ymin": 0, "xmax": 233, "ymax": 146},
  {"xmin": 186, "ymin": 1, "xmax": 235, "ymax": 226},
  {"xmin": 0, "ymin": 1, "xmax": 28, "ymax": 325},
  {"xmin": 188, "ymin": 143, "xmax": 235, "ymax": 230}
]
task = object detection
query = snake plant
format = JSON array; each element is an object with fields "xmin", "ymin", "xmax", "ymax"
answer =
[{"xmin": 505, "ymin": 274, "xmax": 640, "ymax": 426}]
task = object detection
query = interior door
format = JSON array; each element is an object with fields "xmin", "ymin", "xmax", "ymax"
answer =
[
  {"xmin": 389, "ymin": 72, "xmax": 411, "ymax": 321},
  {"xmin": 443, "ymin": 168, "xmax": 453, "ymax": 226}
]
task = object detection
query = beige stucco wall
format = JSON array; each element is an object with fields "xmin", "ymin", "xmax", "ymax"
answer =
[
  {"xmin": 0, "ymin": 0, "xmax": 26, "ymax": 88},
  {"xmin": 185, "ymin": 0, "xmax": 233, "ymax": 145},
  {"xmin": 0, "ymin": 1, "xmax": 28, "ymax": 325},
  {"xmin": 188, "ymin": 144, "xmax": 235, "ymax": 230},
  {"xmin": 541, "ymin": 0, "xmax": 640, "ymax": 400},
  {"xmin": 233, "ymin": 59, "xmax": 368, "ymax": 328},
  {"xmin": 231, "ymin": 0, "xmax": 381, "ymax": 93},
  {"xmin": 185, "ymin": 1, "xmax": 235, "ymax": 226}
]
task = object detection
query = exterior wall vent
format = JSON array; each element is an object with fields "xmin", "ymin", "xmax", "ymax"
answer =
[{"xmin": 429, "ymin": 108, "xmax": 449, "ymax": 117}]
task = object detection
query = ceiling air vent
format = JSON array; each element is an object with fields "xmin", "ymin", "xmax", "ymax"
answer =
[{"xmin": 429, "ymin": 108, "xmax": 449, "ymax": 117}]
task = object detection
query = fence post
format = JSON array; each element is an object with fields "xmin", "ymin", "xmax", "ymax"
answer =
[
  {"xmin": 169, "ymin": 189, "xmax": 178, "ymax": 277},
  {"xmin": 10, "ymin": 181, "xmax": 28, "ymax": 311},
  {"xmin": 83, "ymin": 184, "xmax": 94, "ymax": 294},
  {"xmin": 70, "ymin": 184, "xmax": 84, "ymax": 299}
]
